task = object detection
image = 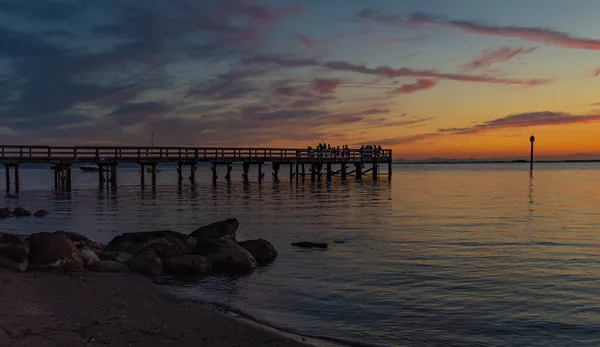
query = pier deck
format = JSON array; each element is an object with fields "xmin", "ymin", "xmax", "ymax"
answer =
[{"xmin": 1, "ymin": 145, "xmax": 392, "ymax": 191}]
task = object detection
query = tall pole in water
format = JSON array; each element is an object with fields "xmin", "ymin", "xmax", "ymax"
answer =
[{"xmin": 530, "ymin": 135, "xmax": 535, "ymax": 175}]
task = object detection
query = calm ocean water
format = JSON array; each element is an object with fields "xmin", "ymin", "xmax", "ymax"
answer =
[{"xmin": 2, "ymin": 162, "xmax": 600, "ymax": 347}]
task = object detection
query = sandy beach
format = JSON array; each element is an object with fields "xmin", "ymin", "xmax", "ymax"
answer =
[{"xmin": 0, "ymin": 270, "xmax": 314, "ymax": 347}]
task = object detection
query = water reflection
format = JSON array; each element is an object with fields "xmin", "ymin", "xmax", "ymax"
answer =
[{"xmin": 4, "ymin": 164, "xmax": 600, "ymax": 347}]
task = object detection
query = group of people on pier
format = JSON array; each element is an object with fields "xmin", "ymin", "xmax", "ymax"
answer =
[{"xmin": 303, "ymin": 143, "xmax": 385, "ymax": 159}]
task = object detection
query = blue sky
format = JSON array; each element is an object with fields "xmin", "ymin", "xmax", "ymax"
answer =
[{"xmin": 1, "ymin": 0, "xmax": 600, "ymax": 158}]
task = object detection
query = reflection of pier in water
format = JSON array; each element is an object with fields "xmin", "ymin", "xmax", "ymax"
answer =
[{"xmin": 1, "ymin": 145, "xmax": 392, "ymax": 192}]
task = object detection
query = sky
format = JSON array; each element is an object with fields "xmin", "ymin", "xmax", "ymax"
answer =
[{"xmin": 1, "ymin": 0, "xmax": 600, "ymax": 160}]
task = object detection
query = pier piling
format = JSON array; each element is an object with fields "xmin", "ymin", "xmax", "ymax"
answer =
[
  {"xmin": 326, "ymin": 163, "xmax": 332, "ymax": 182},
  {"xmin": 190, "ymin": 165, "xmax": 197, "ymax": 185},
  {"xmin": 151, "ymin": 164, "xmax": 157, "ymax": 186},
  {"xmin": 140, "ymin": 164, "xmax": 145, "ymax": 186},
  {"xmin": 341, "ymin": 163, "xmax": 347, "ymax": 181},
  {"xmin": 272, "ymin": 162, "xmax": 280, "ymax": 181},
  {"xmin": 225, "ymin": 164, "xmax": 232, "ymax": 181},
  {"xmin": 355, "ymin": 163, "xmax": 362, "ymax": 180},
  {"xmin": 4, "ymin": 164, "xmax": 11, "ymax": 192},
  {"xmin": 373, "ymin": 160, "xmax": 378, "ymax": 181},
  {"xmin": 388, "ymin": 150, "xmax": 393, "ymax": 179},
  {"xmin": 258, "ymin": 163, "xmax": 264, "ymax": 182},
  {"xmin": 242, "ymin": 162, "xmax": 250, "ymax": 182},
  {"xmin": 211, "ymin": 163, "xmax": 218, "ymax": 182}
]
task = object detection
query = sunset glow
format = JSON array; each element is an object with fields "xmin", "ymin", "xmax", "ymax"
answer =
[{"xmin": 1, "ymin": 0, "xmax": 600, "ymax": 160}]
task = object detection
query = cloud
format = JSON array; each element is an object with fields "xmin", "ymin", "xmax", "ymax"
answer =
[
  {"xmin": 389, "ymin": 79, "xmax": 436, "ymax": 94},
  {"xmin": 322, "ymin": 61, "xmax": 549, "ymax": 86},
  {"xmin": 250, "ymin": 109, "xmax": 325, "ymax": 121},
  {"xmin": 294, "ymin": 33, "xmax": 314, "ymax": 47},
  {"xmin": 593, "ymin": 68, "xmax": 600, "ymax": 77},
  {"xmin": 0, "ymin": 126, "xmax": 17, "ymax": 136},
  {"xmin": 408, "ymin": 13, "xmax": 600, "ymax": 51},
  {"xmin": 462, "ymin": 46, "xmax": 538, "ymax": 70},
  {"xmin": 438, "ymin": 111, "xmax": 600, "ymax": 135},
  {"xmin": 108, "ymin": 102, "xmax": 171, "ymax": 126},
  {"xmin": 361, "ymin": 111, "xmax": 600, "ymax": 146},
  {"xmin": 311, "ymin": 78, "xmax": 343, "ymax": 93}
]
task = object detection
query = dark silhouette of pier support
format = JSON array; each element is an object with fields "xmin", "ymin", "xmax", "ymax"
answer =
[
  {"xmin": 3, "ymin": 164, "xmax": 19, "ymax": 192},
  {"xmin": 140, "ymin": 164, "xmax": 145, "ymax": 186},
  {"xmin": 301, "ymin": 163, "xmax": 305, "ymax": 180},
  {"xmin": 224, "ymin": 164, "xmax": 232, "ymax": 181},
  {"xmin": 341, "ymin": 163, "xmax": 347, "ymax": 181},
  {"xmin": 272, "ymin": 162, "xmax": 280, "ymax": 181},
  {"xmin": 151, "ymin": 164, "xmax": 157, "ymax": 186},
  {"xmin": 211, "ymin": 163, "xmax": 218, "ymax": 183},
  {"xmin": 242, "ymin": 162, "xmax": 250, "ymax": 182},
  {"xmin": 177, "ymin": 163, "xmax": 183, "ymax": 185},
  {"xmin": 289, "ymin": 163, "xmax": 294, "ymax": 180},
  {"xmin": 258, "ymin": 163, "xmax": 265, "ymax": 182},
  {"xmin": 189, "ymin": 165, "xmax": 197, "ymax": 185},
  {"xmin": 354, "ymin": 163, "xmax": 362, "ymax": 180},
  {"xmin": 110, "ymin": 165, "xmax": 117, "ymax": 187},
  {"xmin": 373, "ymin": 160, "xmax": 378, "ymax": 181},
  {"xmin": 326, "ymin": 163, "xmax": 332, "ymax": 182}
]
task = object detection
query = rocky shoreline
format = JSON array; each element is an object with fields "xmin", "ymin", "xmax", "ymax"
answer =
[{"xmin": 0, "ymin": 218, "xmax": 279, "ymax": 281}]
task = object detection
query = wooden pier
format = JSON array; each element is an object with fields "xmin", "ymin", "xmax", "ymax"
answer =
[{"xmin": 0, "ymin": 145, "xmax": 392, "ymax": 192}]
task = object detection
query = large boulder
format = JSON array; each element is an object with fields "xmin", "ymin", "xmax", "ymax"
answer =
[
  {"xmin": 206, "ymin": 240, "xmax": 257, "ymax": 273},
  {"xmin": 33, "ymin": 209, "xmax": 50, "ymax": 218},
  {"xmin": 128, "ymin": 250, "xmax": 162, "ymax": 280},
  {"xmin": 192, "ymin": 238, "xmax": 223, "ymax": 256},
  {"xmin": 89, "ymin": 260, "xmax": 129, "ymax": 273},
  {"xmin": 54, "ymin": 231, "xmax": 104, "ymax": 253},
  {"xmin": 105, "ymin": 230, "xmax": 196, "ymax": 258},
  {"xmin": 12, "ymin": 207, "xmax": 32, "ymax": 217},
  {"xmin": 28, "ymin": 232, "xmax": 83, "ymax": 272},
  {"xmin": 164, "ymin": 255, "xmax": 212, "ymax": 276},
  {"xmin": 238, "ymin": 239, "xmax": 278, "ymax": 266},
  {"xmin": 0, "ymin": 208, "xmax": 12, "ymax": 219},
  {"xmin": 97, "ymin": 251, "xmax": 133, "ymax": 264},
  {"xmin": 0, "ymin": 233, "xmax": 29, "ymax": 272},
  {"xmin": 190, "ymin": 218, "xmax": 239, "ymax": 241}
]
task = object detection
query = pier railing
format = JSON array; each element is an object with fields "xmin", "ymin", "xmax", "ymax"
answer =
[{"xmin": 0, "ymin": 145, "xmax": 391, "ymax": 163}]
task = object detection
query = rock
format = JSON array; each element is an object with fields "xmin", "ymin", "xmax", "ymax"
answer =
[
  {"xmin": 192, "ymin": 239, "xmax": 223, "ymax": 256},
  {"xmin": 33, "ymin": 209, "xmax": 50, "ymax": 218},
  {"xmin": 80, "ymin": 248, "xmax": 100, "ymax": 267},
  {"xmin": 206, "ymin": 240, "xmax": 257, "ymax": 273},
  {"xmin": 0, "ymin": 208, "xmax": 12, "ymax": 219},
  {"xmin": 12, "ymin": 207, "xmax": 32, "ymax": 217},
  {"xmin": 28, "ymin": 232, "xmax": 84, "ymax": 272},
  {"xmin": 128, "ymin": 250, "xmax": 162, "ymax": 280},
  {"xmin": 190, "ymin": 218, "xmax": 239, "ymax": 241},
  {"xmin": 0, "ymin": 233, "xmax": 29, "ymax": 272},
  {"xmin": 291, "ymin": 242, "xmax": 328, "ymax": 249},
  {"xmin": 238, "ymin": 239, "xmax": 278, "ymax": 266},
  {"xmin": 89, "ymin": 260, "xmax": 129, "ymax": 273},
  {"xmin": 54, "ymin": 231, "xmax": 104, "ymax": 253},
  {"xmin": 164, "ymin": 255, "xmax": 212, "ymax": 276},
  {"xmin": 105, "ymin": 230, "xmax": 196, "ymax": 258},
  {"xmin": 97, "ymin": 251, "xmax": 133, "ymax": 263}
]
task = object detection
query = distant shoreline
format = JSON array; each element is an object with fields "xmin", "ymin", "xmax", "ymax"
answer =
[{"xmin": 394, "ymin": 160, "xmax": 600, "ymax": 164}]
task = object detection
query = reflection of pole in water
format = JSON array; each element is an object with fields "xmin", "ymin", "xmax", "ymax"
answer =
[
  {"xmin": 529, "ymin": 135, "xmax": 535, "ymax": 176},
  {"xmin": 528, "ymin": 176, "xmax": 534, "ymax": 205}
]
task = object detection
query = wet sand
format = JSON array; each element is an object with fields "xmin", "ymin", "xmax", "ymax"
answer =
[{"xmin": 0, "ymin": 270, "xmax": 314, "ymax": 347}]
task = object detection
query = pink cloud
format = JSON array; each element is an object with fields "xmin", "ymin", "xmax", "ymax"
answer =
[
  {"xmin": 593, "ymin": 68, "xmax": 600, "ymax": 77},
  {"xmin": 462, "ymin": 46, "xmax": 538, "ymax": 70},
  {"xmin": 390, "ymin": 79, "xmax": 436, "ymax": 94},
  {"xmin": 294, "ymin": 33, "xmax": 314, "ymax": 47},
  {"xmin": 408, "ymin": 13, "xmax": 600, "ymax": 51},
  {"xmin": 311, "ymin": 78, "xmax": 343, "ymax": 93}
]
